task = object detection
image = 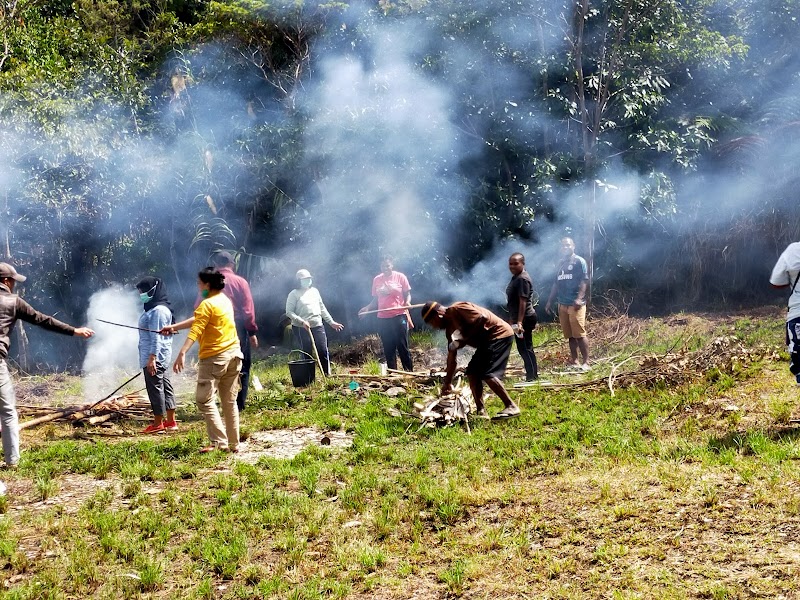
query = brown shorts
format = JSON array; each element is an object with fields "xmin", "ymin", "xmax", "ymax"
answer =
[{"xmin": 558, "ymin": 304, "xmax": 586, "ymax": 339}]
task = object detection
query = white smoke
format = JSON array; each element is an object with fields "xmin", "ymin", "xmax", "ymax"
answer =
[{"xmin": 81, "ymin": 286, "xmax": 142, "ymax": 401}]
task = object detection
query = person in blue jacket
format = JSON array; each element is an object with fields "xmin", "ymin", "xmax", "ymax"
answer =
[{"xmin": 136, "ymin": 276, "xmax": 177, "ymax": 434}]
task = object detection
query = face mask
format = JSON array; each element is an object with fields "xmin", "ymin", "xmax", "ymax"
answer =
[
  {"xmin": 201, "ymin": 289, "xmax": 210, "ymax": 299},
  {"xmin": 139, "ymin": 283, "xmax": 157, "ymax": 303},
  {"xmin": 300, "ymin": 278, "xmax": 312, "ymax": 289}
]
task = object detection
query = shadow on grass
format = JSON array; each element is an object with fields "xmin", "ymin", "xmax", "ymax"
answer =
[{"xmin": 708, "ymin": 425, "xmax": 800, "ymax": 454}]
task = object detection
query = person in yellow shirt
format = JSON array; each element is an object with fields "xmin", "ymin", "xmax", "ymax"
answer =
[{"xmin": 163, "ymin": 268, "xmax": 243, "ymax": 453}]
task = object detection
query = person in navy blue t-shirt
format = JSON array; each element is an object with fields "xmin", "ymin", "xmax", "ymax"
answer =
[{"xmin": 544, "ymin": 237, "xmax": 590, "ymax": 370}]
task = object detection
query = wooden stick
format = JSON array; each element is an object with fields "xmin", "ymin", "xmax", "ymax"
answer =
[
  {"xmin": 304, "ymin": 325, "xmax": 327, "ymax": 380},
  {"xmin": 85, "ymin": 413, "xmax": 117, "ymax": 425},
  {"xmin": 387, "ymin": 368, "xmax": 432, "ymax": 378},
  {"xmin": 358, "ymin": 304, "xmax": 425, "ymax": 316}
]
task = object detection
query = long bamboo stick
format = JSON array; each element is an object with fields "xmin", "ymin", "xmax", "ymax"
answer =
[{"xmin": 358, "ymin": 303, "xmax": 425, "ymax": 316}]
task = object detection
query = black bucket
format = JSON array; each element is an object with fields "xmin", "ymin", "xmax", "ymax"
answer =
[{"xmin": 288, "ymin": 351, "xmax": 316, "ymax": 387}]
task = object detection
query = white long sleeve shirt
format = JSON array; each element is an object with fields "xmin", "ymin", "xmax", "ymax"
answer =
[{"xmin": 285, "ymin": 287, "xmax": 334, "ymax": 328}]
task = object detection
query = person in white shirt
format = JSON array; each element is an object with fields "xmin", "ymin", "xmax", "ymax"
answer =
[
  {"xmin": 285, "ymin": 269, "xmax": 344, "ymax": 376},
  {"xmin": 770, "ymin": 242, "xmax": 800, "ymax": 386}
]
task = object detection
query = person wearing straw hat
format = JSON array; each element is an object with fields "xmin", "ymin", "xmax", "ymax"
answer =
[
  {"xmin": 0, "ymin": 263, "xmax": 94, "ymax": 468},
  {"xmin": 285, "ymin": 269, "xmax": 344, "ymax": 377},
  {"xmin": 420, "ymin": 300, "xmax": 520, "ymax": 420}
]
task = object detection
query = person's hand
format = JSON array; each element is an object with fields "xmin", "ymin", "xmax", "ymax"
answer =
[
  {"xmin": 358, "ymin": 306, "xmax": 369, "ymax": 318},
  {"xmin": 73, "ymin": 327, "xmax": 94, "ymax": 338},
  {"xmin": 302, "ymin": 320, "xmax": 310, "ymax": 330},
  {"xmin": 544, "ymin": 302, "xmax": 552, "ymax": 315},
  {"xmin": 441, "ymin": 383, "xmax": 453, "ymax": 396},
  {"xmin": 146, "ymin": 356, "xmax": 157, "ymax": 376},
  {"xmin": 331, "ymin": 322, "xmax": 344, "ymax": 332},
  {"xmin": 249, "ymin": 334, "xmax": 259, "ymax": 349},
  {"xmin": 173, "ymin": 352, "xmax": 185, "ymax": 373},
  {"xmin": 511, "ymin": 323, "xmax": 523, "ymax": 338},
  {"xmin": 160, "ymin": 325, "xmax": 175, "ymax": 336},
  {"xmin": 574, "ymin": 299, "xmax": 586, "ymax": 308}
]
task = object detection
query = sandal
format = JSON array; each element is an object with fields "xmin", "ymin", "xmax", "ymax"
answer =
[{"xmin": 492, "ymin": 406, "xmax": 521, "ymax": 420}]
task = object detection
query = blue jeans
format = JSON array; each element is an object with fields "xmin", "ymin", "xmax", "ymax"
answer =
[
  {"xmin": 292, "ymin": 325, "xmax": 330, "ymax": 376},
  {"xmin": 0, "ymin": 360, "xmax": 19, "ymax": 466}
]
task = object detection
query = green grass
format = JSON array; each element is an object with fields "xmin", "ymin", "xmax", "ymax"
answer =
[{"xmin": 2, "ymin": 313, "xmax": 799, "ymax": 598}]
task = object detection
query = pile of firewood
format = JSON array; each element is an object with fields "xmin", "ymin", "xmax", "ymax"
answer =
[
  {"xmin": 18, "ymin": 391, "xmax": 150, "ymax": 430},
  {"xmin": 412, "ymin": 388, "xmax": 476, "ymax": 430}
]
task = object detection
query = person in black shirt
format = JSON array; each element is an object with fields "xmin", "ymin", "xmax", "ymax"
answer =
[{"xmin": 506, "ymin": 253, "xmax": 539, "ymax": 381}]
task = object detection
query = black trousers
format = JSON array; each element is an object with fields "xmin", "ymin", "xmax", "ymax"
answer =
[
  {"xmin": 515, "ymin": 314, "xmax": 539, "ymax": 380},
  {"xmin": 787, "ymin": 317, "xmax": 800, "ymax": 383},
  {"xmin": 235, "ymin": 322, "xmax": 251, "ymax": 412},
  {"xmin": 378, "ymin": 315, "xmax": 413, "ymax": 371}
]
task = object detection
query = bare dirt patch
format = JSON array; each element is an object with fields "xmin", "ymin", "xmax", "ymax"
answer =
[{"xmin": 236, "ymin": 427, "xmax": 354, "ymax": 463}]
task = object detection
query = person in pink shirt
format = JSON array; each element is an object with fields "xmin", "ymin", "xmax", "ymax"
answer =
[{"xmin": 359, "ymin": 256, "xmax": 414, "ymax": 371}]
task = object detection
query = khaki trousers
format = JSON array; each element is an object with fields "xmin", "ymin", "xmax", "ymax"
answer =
[{"xmin": 195, "ymin": 347, "xmax": 242, "ymax": 450}]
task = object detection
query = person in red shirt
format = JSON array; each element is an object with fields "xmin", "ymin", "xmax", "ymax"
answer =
[
  {"xmin": 359, "ymin": 256, "xmax": 413, "ymax": 371},
  {"xmin": 420, "ymin": 300, "xmax": 520, "ymax": 419},
  {"xmin": 210, "ymin": 252, "xmax": 258, "ymax": 411}
]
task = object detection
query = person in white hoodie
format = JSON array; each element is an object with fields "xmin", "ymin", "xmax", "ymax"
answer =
[
  {"xmin": 285, "ymin": 269, "xmax": 344, "ymax": 376},
  {"xmin": 770, "ymin": 241, "xmax": 800, "ymax": 386}
]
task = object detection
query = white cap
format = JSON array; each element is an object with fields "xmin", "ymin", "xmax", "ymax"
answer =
[{"xmin": 296, "ymin": 269, "xmax": 312, "ymax": 279}]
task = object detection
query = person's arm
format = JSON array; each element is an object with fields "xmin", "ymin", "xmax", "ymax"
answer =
[
  {"xmin": 359, "ymin": 297, "xmax": 378, "ymax": 315},
  {"xmin": 511, "ymin": 278, "xmax": 527, "ymax": 335},
  {"xmin": 771, "ymin": 254, "xmax": 790, "ymax": 288},
  {"xmin": 148, "ymin": 308, "xmax": 175, "ymax": 374},
  {"xmin": 441, "ymin": 345, "xmax": 458, "ymax": 395},
  {"xmin": 574, "ymin": 280, "xmax": 587, "ymax": 307},
  {"xmin": 401, "ymin": 274, "xmax": 412, "ymax": 306},
  {"xmin": 240, "ymin": 279, "xmax": 258, "ymax": 334},
  {"xmin": 172, "ymin": 305, "xmax": 208, "ymax": 372},
  {"xmin": 318, "ymin": 294, "xmax": 344, "ymax": 331},
  {"xmin": 142, "ymin": 311, "xmax": 159, "ymax": 375},
  {"xmin": 15, "ymin": 298, "xmax": 73, "ymax": 335},
  {"xmin": 544, "ymin": 280, "xmax": 558, "ymax": 314},
  {"xmin": 574, "ymin": 259, "xmax": 589, "ymax": 307},
  {"xmin": 161, "ymin": 316, "xmax": 195, "ymax": 335},
  {"xmin": 173, "ymin": 336, "xmax": 195, "ymax": 373}
]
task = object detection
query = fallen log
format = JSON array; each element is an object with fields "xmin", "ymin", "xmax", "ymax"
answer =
[{"xmin": 19, "ymin": 406, "xmax": 84, "ymax": 430}]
